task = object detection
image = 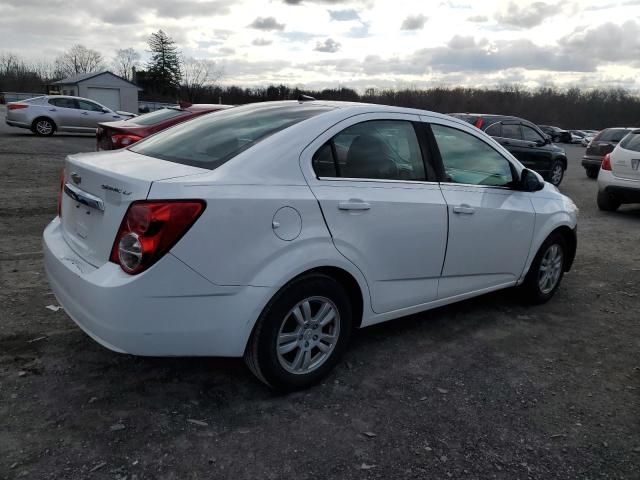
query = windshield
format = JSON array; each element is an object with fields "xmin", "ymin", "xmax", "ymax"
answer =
[
  {"xmin": 131, "ymin": 103, "xmax": 334, "ymax": 169},
  {"xmin": 131, "ymin": 108, "xmax": 188, "ymax": 126},
  {"xmin": 596, "ymin": 128, "xmax": 632, "ymax": 142}
]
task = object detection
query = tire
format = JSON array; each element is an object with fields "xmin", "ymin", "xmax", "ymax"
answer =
[
  {"xmin": 585, "ymin": 167, "xmax": 598, "ymax": 179},
  {"xmin": 597, "ymin": 190, "xmax": 620, "ymax": 211},
  {"xmin": 548, "ymin": 160, "xmax": 565, "ymax": 186},
  {"xmin": 519, "ymin": 233, "xmax": 567, "ymax": 304},
  {"xmin": 244, "ymin": 273, "xmax": 352, "ymax": 391},
  {"xmin": 32, "ymin": 117, "xmax": 55, "ymax": 136}
]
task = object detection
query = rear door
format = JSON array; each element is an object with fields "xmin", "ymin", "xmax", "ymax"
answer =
[
  {"xmin": 301, "ymin": 113, "xmax": 448, "ymax": 314},
  {"xmin": 612, "ymin": 131, "xmax": 640, "ymax": 180},
  {"xmin": 48, "ymin": 98, "xmax": 80, "ymax": 129},
  {"xmin": 426, "ymin": 118, "xmax": 535, "ymax": 299}
]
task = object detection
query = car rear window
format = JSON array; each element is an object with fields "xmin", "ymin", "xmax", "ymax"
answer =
[
  {"xmin": 130, "ymin": 103, "xmax": 334, "ymax": 169},
  {"xmin": 131, "ymin": 108, "xmax": 188, "ymax": 126},
  {"xmin": 595, "ymin": 128, "xmax": 632, "ymax": 142},
  {"xmin": 619, "ymin": 131, "xmax": 640, "ymax": 152}
]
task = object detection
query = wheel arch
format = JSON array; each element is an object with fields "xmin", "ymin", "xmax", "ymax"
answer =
[
  {"xmin": 521, "ymin": 214, "xmax": 577, "ymax": 280},
  {"xmin": 551, "ymin": 225, "xmax": 577, "ymax": 272}
]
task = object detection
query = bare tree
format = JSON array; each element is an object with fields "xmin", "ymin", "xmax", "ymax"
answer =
[
  {"xmin": 55, "ymin": 44, "xmax": 104, "ymax": 78},
  {"xmin": 180, "ymin": 57, "xmax": 223, "ymax": 102},
  {"xmin": 112, "ymin": 48, "xmax": 140, "ymax": 82}
]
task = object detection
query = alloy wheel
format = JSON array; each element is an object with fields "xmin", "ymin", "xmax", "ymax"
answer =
[
  {"xmin": 538, "ymin": 244, "xmax": 563, "ymax": 294},
  {"xmin": 276, "ymin": 296, "xmax": 340, "ymax": 375},
  {"xmin": 36, "ymin": 120, "xmax": 53, "ymax": 135},
  {"xmin": 551, "ymin": 163, "xmax": 563, "ymax": 185}
]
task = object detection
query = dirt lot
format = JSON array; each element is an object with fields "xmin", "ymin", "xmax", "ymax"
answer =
[{"xmin": 1, "ymin": 108, "xmax": 639, "ymax": 479}]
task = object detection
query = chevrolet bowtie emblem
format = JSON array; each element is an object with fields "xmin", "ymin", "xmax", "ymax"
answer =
[{"xmin": 70, "ymin": 172, "xmax": 82, "ymax": 185}]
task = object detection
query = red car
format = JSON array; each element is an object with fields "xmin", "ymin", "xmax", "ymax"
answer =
[{"xmin": 96, "ymin": 103, "xmax": 232, "ymax": 150}]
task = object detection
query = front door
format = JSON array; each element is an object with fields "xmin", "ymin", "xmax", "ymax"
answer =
[
  {"xmin": 428, "ymin": 121, "xmax": 536, "ymax": 299},
  {"xmin": 520, "ymin": 124, "xmax": 553, "ymax": 175},
  {"xmin": 301, "ymin": 114, "xmax": 448, "ymax": 314},
  {"xmin": 76, "ymin": 99, "xmax": 116, "ymax": 130}
]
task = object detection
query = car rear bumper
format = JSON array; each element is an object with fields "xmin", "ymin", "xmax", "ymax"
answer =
[
  {"xmin": 5, "ymin": 118, "xmax": 30, "ymax": 129},
  {"xmin": 582, "ymin": 155, "xmax": 603, "ymax": 169},
  {"xmin": 598, "ymin": 170, "xmax": 640, "ymax": 203},
  {"xmin": 43, "ymin": 218, "xmax": 271, "ymax": 357}
]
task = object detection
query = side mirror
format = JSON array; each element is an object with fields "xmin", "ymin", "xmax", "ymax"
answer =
[
  {"xmin": 543, "ymin": 134, "xmax": 552, "ymax": 145},
  {"xmin": 519, "ymin": 168, "xmax": 544, "ymax": 192},
  {"xmin": 101, "ymin": 108, "xmax": 110, "ymax": 113}
]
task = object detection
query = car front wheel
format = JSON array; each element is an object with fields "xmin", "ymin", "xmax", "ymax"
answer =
[
  {"xmin": 245, "ymin": 273, "xmax": 352, "ymax": 391},
  {"xmin": 520, "ymin": 233, "xmax": 566, "ymax": 304}
]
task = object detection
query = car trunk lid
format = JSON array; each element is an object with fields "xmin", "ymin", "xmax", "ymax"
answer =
[{"xmin": 61, "ymin": 149, "xmax": 209, "ymax": 267}]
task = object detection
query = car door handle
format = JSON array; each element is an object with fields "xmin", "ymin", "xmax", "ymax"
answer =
[
  {"xmin": 49, "ymin": 108, "xmax": 57, "ymax": 111},
  {"xmin": 338, "ymin": 200, "xmax": 371, "ymax": 211},
  {"xmin": 453, "ymin": 204, "xmax": 475, "ymax": 214},
  {"xmin": 81, "ymin": 112, "xmax": 89, "ymax": 115},
  {"xmin": 503, "ymin": 141, "xmax": 511, "ymax": 145}
]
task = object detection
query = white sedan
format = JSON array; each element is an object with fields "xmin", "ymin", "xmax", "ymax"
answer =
[
  {"xmin": 43, "ymin": 100, "xmax": 578, "ymax": 390},
  {"xmin": 597, "ymin": 129, "xmax": 640, "ymax": 210}
]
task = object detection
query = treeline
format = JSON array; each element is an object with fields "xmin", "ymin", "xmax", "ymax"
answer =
[{"xmin": 203, "ymin": 84, "xmax": 640, "ymax": 130}]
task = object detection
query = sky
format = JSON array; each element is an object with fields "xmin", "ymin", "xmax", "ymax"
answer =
[{"xmin": 2, "ymin": 0, "xmax": 640, "ymax": 91}]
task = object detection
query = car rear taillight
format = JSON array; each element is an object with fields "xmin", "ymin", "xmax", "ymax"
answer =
[
  {"xmin": 601, "ymin": 153, "xmax": 612, "ymax": 171},
  {"xmin": 57, "ymin": 169, "xmax": 65, "ymax": 217},
  {"xmin": 8, "ymin": 103, "xmax": 28, "ymax": 110},
  {"xmin": 474, "ymin": 118, "xmax": 484, "ymax": 129},
  {"xmin": 110, "ymin": 200, "xmax": 205, "ymax": 274},
  {"xmin": 111, "ymin": 134, "xmax": 143, "ymax": 149}
]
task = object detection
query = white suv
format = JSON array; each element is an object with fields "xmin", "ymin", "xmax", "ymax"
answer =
[{"xmin": 597, "ymin": 129, "xmax": 640, "ymax": 211}]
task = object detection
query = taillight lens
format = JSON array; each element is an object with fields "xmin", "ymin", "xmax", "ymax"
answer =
[
  {"xmin": 8, "ymin": 103, "xmax": 28, "ymax": 110},
  {"xmin": 110, "ymin": 200, "xmax": 205, "ymax": 274},
  {"xmin": 111, "ymin": 134, "xmax": 143, "ymax": 149},
  {"xmin": 601, "ymin": 153, "xmax": 612, "ymax": 171},
  {"xmin": 57, "ymin": 169, "xmax": 65, "ymax": 217},
  {"xmin": 474, "ymin": 117, "xmax": 484, "ymax": 129}
]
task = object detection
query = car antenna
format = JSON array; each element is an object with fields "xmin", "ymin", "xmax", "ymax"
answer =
[{"xmin": 298, "ymin": 94, "xmax": 316, "ymax": 102}]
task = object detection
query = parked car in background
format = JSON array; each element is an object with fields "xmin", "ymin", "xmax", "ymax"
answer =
[
  {"xmin": 539, "ymin": 125, "xmax": 572, "ymax": 143},
  {"xmin": 96, "ymin": 103, "xmax": 232, "ymax": 150},
  {"xmin": 582, "ymin": 127, "xmax": 637, "ymax": 178},
  {"xmin": 597, "ymin": 129, "xmax": 640, "ymax": 210},
  {"xmin": 449, "ymin": 113, "xmax": 568, "ymax": 185},
  {"xmin": 44, "ymin": 100, "xmax": 578, "ymax": 390},
  {"xmin": 569, "ymin": 130, "xmax": 587, "ymax": 144},
  {"xmin": 5, "ymin": 95, "xmax": 135, "ymax": 136},
  {"xmin": 580, "ymin": 130, "xmax": 598, "ymax": 147}
]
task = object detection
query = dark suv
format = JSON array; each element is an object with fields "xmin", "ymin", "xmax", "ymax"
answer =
[
  {"xmin": 539, "ymin": 125, "xmax": 572, "ymax": 143},
  {"xmin": 582, "ymin": 127, "xmax": 637, "ymax": 178},
  {"xmin": 449, "ymin": 114, "xmax": 568, "ymax": 186}
]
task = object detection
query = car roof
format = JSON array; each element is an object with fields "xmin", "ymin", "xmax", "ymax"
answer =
[{"xmin": 185, "ymin": 104, "xmax": 234, "ymax": 112}]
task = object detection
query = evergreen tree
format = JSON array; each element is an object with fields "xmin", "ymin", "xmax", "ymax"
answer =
[{"xmin": 146, "ymin": 30, "xmax": 181, "ymax": 98}]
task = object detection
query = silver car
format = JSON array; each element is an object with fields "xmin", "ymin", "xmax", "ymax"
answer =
[{"xmin": 5, "ymin": 95, "xmax": 134, "ymax": 136}]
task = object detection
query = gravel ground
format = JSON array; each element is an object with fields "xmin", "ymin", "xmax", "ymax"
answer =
[{"xmin": 1, "ymin": 109, "xmax": 639, "ymax": 479}]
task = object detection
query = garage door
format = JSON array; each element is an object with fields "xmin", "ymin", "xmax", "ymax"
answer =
[{"xmin": 87, "ymin": 88, "xmax": 121, "ymax": 111}]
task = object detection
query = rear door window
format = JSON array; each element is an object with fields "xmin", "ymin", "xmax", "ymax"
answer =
[
  {"xmin": 501, "ymin": 124, "xmax": 522, "ymax": 140},
  {"xmin": 522, "ymin": 125, "xmax": 544, "ymax": 142},
  {"xmin": 311, "ymin": 120, "xmax": 426, "ymax": 181},
  {"xmin": 484, "ymin": 122, "xmax": 501, "ymax": 136},
  {"xmin": 50, "ymin": 98, "xmax": 78, "ymax": 109}
]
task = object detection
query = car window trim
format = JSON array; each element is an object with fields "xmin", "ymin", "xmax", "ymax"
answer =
[
  {"xmin": 483, "ymin": 121, "xmax": 502, "ymax": 137},
  {"xmin": 426, "ymin": 121, "xmax": 519, "ymax": 189}
]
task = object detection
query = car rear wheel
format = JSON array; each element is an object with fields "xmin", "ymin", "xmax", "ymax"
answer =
[
  {"xmin": 549, "ymin": 160, "xmax": 564, "ymax": 186},
  {"xmin": 244, "ymin": 273, "xmax": 352, "ymax": 391},
  {"xmin": 520, "ymin": 233, "xmax": 566, "ymax": 304},
  {"xmin": 597, "ymin": 191, "xmax": 620, "ymax": 211},
  {"xmin": 32, "ymin": 118, "xmax": 55, "ymax": 136},
  {"xmin": 585, "ymin": 167, "xmax": 599, "ymax": 179}
]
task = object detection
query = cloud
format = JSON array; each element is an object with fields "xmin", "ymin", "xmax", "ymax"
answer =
[
  {"xmin": 559, "ymin": 20, "xmax": 640, "ymax": 64},
  {"xmin": 467, "ymin": 15, "xmax": 488, "ymax": 22},
  {"xmin": 252, "ymin": 38, "xmax": 273, "ymax": 46},
  {"xmin": 146, "ymin": 0, "xmax": 233, "ymax": 19},
  {"xmin": 314, "ymin": 38, "xmax": 341, "ymax": 52},
  {"xmin": 328, "ymin": 9, "xmax": 360, "ymax": 21},
  {"xmin": 249, "ymin": 16, "xmax": 285, "ymax": 31},
  {"xmin": 284, "ymin": 0, "xmax": 344, "ymax": 4},
  {"xmin": 495, "ymin": 2, "xmax": 559, "ymax": 28},
  {"xmin": 401, "ymin": 14, "xmax": 428, "ymax": 30}
]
